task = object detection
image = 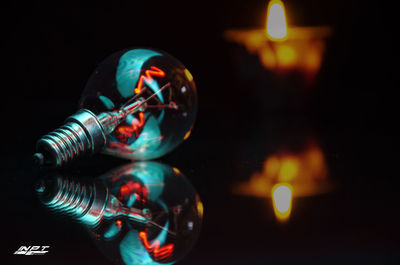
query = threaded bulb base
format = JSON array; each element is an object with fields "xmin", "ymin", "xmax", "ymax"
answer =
[
  {"xmin": 37, "ymin": 176, "xmax": 108, "ymax": 227},
  {"xmin": 35, "ymin": 109, "xmax": 106, "ymax": 167}
]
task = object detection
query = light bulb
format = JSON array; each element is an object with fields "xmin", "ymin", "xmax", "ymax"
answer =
[
  {"xmin": 36, "ymin": 161, "xmax": 203, "ymax": 264},
  {"xmin": 34, "ymin": 48, "xmax": 197, "ymax": 166}
]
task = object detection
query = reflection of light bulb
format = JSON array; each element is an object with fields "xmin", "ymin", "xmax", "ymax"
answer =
[
  {"xmin": 34, "ymin": 48, "xmax": 197, "ymax": 166},
  {"xmin": 37, "ymin": 161, "xmax": 203, "ymax": 264}
]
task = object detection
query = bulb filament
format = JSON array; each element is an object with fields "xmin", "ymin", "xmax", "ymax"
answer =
[{"xmin": 134, "ymin": 66, "xmax": 166, "ymax": 94}]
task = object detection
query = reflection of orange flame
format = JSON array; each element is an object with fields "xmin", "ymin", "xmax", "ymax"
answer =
[
  {"xmin": 196, "ymin": 194, "xmax": 204, "ymax": 218},
  {"xmin": 266, "ymin": 0, "xmax": 287, "ymax": 41},
  {"xmin": 233, "ymin": 144, "xmax": 330, "ymax": 198},
  {"xmin": 272, "ymin": 183, "xmax": 292, "ymax": 221},
  {"xmin": 184, "ymin": 128, "xmax": 192, "ymax": 140},
  {"xmin": 233, "ymin": 144, "xmax": 331, "ymax": 222},
  {"xmin": 184, "ymin": 68, "xmax": 193, "ymax": 82}
]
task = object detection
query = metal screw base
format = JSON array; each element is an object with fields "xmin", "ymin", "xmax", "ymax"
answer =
[
  {"xmin": 37, "ymin": 176, "xmax": 108, "ymax": 227},
  {"xmin": 34, "ymin": 109, "xmax": 106, "ymax": 167}
]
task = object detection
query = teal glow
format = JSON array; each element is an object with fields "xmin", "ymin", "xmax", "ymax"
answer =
[
  {"xmin": 146, "ymin": 77, "xmax": 164, "ymax": 104},
  {"xmin": 129, "ymin": 115, "xmax": 163, "ymax": 159},
  {"xmin": 43, "ymin": 187, "xmax": 103, "ymax": 226},
  {"xmin": 120, "ymin": 230, "xmax": 174, "ymax": 265},
  {"xmin": 124, "ymin": 107, "xmax": 144, "ymax": 125},
  {"xmin": 126, "ymin": 194, "xmax": 137, "ymax": 208},
  {"xmin": 131, "ymin": 161, "xmax": 166, "ymax": 201},
  {"xmin": 128, "ymin": 163, "xmax": 169, "ymax": 246},
  {"xmin": 99, "ymin": 95, "xmax": 115, "ymax": 110},
  {"xmin": 120, "ymin": 230, "xmax": 157, "ymax": 265},
  {"xmin": 154, "ymin": 219, "xmax": 169, "ymax": 245},
  {"xmin": 157, "ymin": 108, "xmax": 165, "ymax": 123},
  {"xmin": 116, "ymin": 49, "xmax": 164, "ymax": 103},
  {"xmin": 104, "ymin": 222, "xmax": 121, "ymax": 239}
]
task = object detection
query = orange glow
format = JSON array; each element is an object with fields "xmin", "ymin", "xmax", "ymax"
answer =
[
  {"xmin": 233, "ymin": 144, "xmax": 330, "ymax": 198},
  {"xmin": 139, "ymin": 231, "xmax": 174, "ymax": 261},
  {"xmin": 264, "ymin": 156, "xmax": 280, "ymax": 179},
  {"xmin": 260, "ymin": 46, "xmax": 276, "ymax": 69},
  {"xmin": 224, "ymin": 28, "xmax": 328, "ymax": 80},
  {"xmin": 116, "ymin": 220, "xmax": 122, "ymax": 227},
  {"xmin": 183, "ymin": 129, "xmax": 192, "ymax": 140},
  {"xmin": 134, "ymin": 66, "xmax": 165, "ymax": 94},
  {"xmin": 266, "ymin": 0, "xmax": 287, "ymax": 41},
  {"xmin": 272, "ymin": 183, "xmax": 292, "ymax": 221},
  {"xmin": 119, "ymin": 180, "xmax": 148, "ymax": 203},
  {"xmin": 233, "ymin": 143, "xmax": 332, "ymax": 223},
  {"xmin": 184, "ymin": 68, "xmax": 193, "ymax": 82},
  {"xmin": 138, "ymin": 112, "xmax": 145, "ymax": 127},
  {"xmin": 224, "ymin": 18, "xmax": 331, "ymax": 83},
  {"xmin": 276, "ymin": 44, "xmax": 297, "ymax": 67},
  {"xmin": 196, "ymin": 194, "xmax": 204, "ymax": 218},
  {"xmin": 172, "ymin": 167, "xmax": 181, "ymax": 174},
  {"xmin": 278, "ymin": 156, "xmax": 299, "ymax": 182}
]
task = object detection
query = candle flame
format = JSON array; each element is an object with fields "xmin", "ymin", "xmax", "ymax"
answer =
[
  {"xmin": 266, "ymin": 0, "xmax": 288, "ymax": 41},
  {"xmin": 272, "ymin": 183, "xmax": 292, "ymax": 221}
]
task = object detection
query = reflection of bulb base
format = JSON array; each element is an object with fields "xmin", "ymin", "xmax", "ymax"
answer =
[
  {"xmin": 37, "ymin": 175, "xmax": 152, "ymax": 229},
  {"xmin": 37, "ymin": 176, "xmax": 108, "ymax": 227},
  {"xmin": 35, "ymin": 109, "xmax": 106, "ymax": 167}
]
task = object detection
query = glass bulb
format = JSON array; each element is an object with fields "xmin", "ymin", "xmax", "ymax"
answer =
[
  {"xmin": 36, "ymin": 161, "xmax": 203, "ymax": 264},
  {"xmin": 34, "ymin": 48, "xmax": 197, "ymax": 166}
]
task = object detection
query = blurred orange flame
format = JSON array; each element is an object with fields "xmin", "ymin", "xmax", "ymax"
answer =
[
  {"xmin": 272, "ymin": 183, "xmax": 292, "ymax": 221},
  {"xmin": 196, "ymin": 194, "xmax": 204, "ymax": 218},
  {"xmin": 266, "ymin": 0, "xmax": 287, "ymax": 41},
  {"xmin": 223, "ymin": 0, "xmax": 331, "ymax": 84},
  {"xmin": 234, "ymin": 144, "xmax": 329, "ymax": 197},
  {"xmin": 233, "ymin": 144, "xmax": 333, "ymax": 221}
]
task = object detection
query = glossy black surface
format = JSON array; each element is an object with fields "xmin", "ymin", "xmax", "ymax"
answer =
[{"xmin": 4, "ymin": 1, "xmax": 399, "ymax": 264}]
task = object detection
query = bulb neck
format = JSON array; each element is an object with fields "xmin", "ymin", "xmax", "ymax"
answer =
[{"xmin": 34, "ymin": 109, "xmax": 107, "ymax": 167}]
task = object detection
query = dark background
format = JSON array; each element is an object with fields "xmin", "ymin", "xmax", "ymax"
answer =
[{"xmin": 3, "ymin": 1, "xmax": 399, "ymax": 264}]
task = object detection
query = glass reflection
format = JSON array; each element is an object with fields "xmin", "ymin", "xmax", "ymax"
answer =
[{"xmin": 36, "ymin": 161, "xmax": 203, "ymax": 265}]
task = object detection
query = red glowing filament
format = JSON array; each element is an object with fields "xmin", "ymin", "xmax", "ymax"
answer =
[
  {"xmin": 119, "ymin": 180, "xmax": 148, "ymax": 204},
  {"xmin": 134, "ymin": 66, "xmax": 165, "ymax": 94},
  {"xmin": 116, "ymin": 112, "xmax": 146, "ymax": 142},
  {"xmin": 139, "ymin": 231, "xmax": 174, "ymax": 262}
]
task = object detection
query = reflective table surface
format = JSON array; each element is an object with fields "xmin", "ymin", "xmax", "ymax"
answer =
[{"xmin": 4, "ymin": 2, "xmax": 399, "ymax": 265}]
